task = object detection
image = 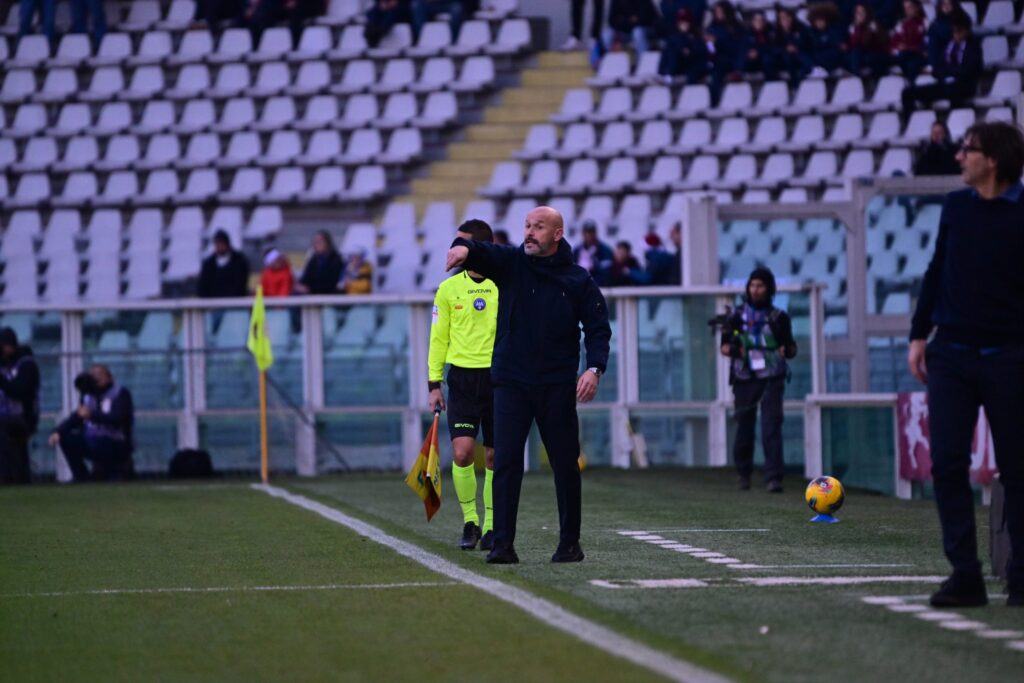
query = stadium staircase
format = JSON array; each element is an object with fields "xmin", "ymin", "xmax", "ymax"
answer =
[{"xmin": 391, "ymin": 51, "xmax": 591, "ymax": 217}]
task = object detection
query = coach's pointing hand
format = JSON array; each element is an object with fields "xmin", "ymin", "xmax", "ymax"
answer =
[{"xmin": 446, "ymin": 246, "xmax": 469, "ymax": 272}]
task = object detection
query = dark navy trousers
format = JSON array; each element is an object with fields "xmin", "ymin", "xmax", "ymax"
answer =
[
  {"xmin": 492, "ymin": 382, "xmax": 581, "ymax": 548},
  {"xmin": 926, "ymin": 341, "xmax": 1024, "ymax": 588}
]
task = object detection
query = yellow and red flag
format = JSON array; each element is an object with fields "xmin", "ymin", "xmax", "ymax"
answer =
[{"xmin": 404, "ymin": 411, "xmax": 442, "ymax": 521}]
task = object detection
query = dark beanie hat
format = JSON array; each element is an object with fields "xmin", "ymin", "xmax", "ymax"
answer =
[
  {"xmin": 746, "ymin": 267, "xmax": 777, "ymax": 300},
  {"xmin": 0, "ymin": 327, "xmax": 18, "ymax": 348}
]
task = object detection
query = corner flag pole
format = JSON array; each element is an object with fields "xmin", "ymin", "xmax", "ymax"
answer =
[
  {"xmin": 258, "ymin": 369, "xmax": 269, "ymax": 485},
  {"xmin": 247, "ymin": 286, "xmax": 274, "ymax": 485}
]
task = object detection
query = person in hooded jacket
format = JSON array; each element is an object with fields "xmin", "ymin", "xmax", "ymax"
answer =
[
  {"xmin": 720, "ymin": 268, "xmax": 797, "ymax": 493},
  {"xmin": 445, "ymin": 206, "xmax": 611, "ymax": 565},
  {"xmin": 0, "ymin": 327, "xmax": 40, "ymax": 484}
]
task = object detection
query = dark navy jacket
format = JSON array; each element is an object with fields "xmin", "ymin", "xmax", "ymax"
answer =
[{"xmin": 452, "ymin": 237, "xmax": 611, "ymax": 386}]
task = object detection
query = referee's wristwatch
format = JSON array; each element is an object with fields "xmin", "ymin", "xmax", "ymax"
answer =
[{"xmin": 587, "ymin": 367, "xmax": 602, "ymax": 378}]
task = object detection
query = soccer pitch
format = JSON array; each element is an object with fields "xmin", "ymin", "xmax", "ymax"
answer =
[{"xmin": 2, "ymin": 469, "xmax": 1021, "ymax": 682}]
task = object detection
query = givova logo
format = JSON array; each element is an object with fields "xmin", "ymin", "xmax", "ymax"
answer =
[{"xmin": 453, "ymin": 422, "xmax": 475, "ymax": 429}]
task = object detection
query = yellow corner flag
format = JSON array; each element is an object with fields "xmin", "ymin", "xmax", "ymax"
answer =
[
  {"xmin": 247, "ymin": 286, "xmax": 274, "ymax": 371},
  {"xmin": 405, "ymin": 411, "xmax": 442, "ymax": 521}
]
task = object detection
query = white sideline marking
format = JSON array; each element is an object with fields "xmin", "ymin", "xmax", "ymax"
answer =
[
  {"xmin": 748, "ymin": 564, "xmax": 914, "ymax": 569},
  {"xmin": 862, "ymin": 596, "xmax": 904, "ymax": 605},
  {"xmin": 632, "ymin": 535, "xmax": 667, "ymax": 541},
  {"xmin": 726, "ymin": 563, "xmax": 763, "ymax": 570},
  {"xmin": 978, "ymin": 630, "xmax": 1024, "ymax": 639},
  {"xmin": 254, "ymin": 484, "xmax": 732, "ymax": 683},
  {"xmin": 591, "ymin": 579, "xmax": 711, "ymax": 590},
  {"xmin": 690, "ymin": 552, "xmax": 725, "ymax": 559},
  {"xmin": 617, "ymin": 529, "xmax": 770, "ymax": 533},
  {"xmin": 707, "ymin": 558, "xmax": 741, "ymax": 564},
  {"xmin": 740, "ymin": 576, "xmax": 946, "ymax": 587},
  {"xmin": 1006, "ymin": 641, "xmax": 1024, "ymax": 652},
  {"xmin": 648, "ymin": 540, "xmax": 683, "ymax": 545},
  {"xmin": 1, "ymin": 582, "xmax": 457, "ymax": 598},
  {"xmin": 915, "ymin": 611, "xmax": 965, "ymax": 622},
  {"xmin": 887, "ymin": 604, "xmax": 928, "ymax": 613},
  {"xmin": 939, "ymin": 620, "xmax": 988, "ymax": 631}
]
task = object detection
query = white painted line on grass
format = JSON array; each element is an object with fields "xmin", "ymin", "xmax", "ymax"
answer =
[
  {"xmin": 938, "ymin": 620, "xmax": 988, "ymax": 631},
  {"xmin": 591, "ymin": 579, "xmax": 711, "ymax": 590},
  {"xmin": 740, "ymin": 576, "xmax": 946, "ymax": 587},
  {"xmin": 254, "ymin": 484, "xmax": 732, "ymax": 683},
  {"xmin": 632, "ymin": 535, "xmax": 667, "ymax": 541},
  {"xmin": 886, "ymin": 604, "xmax": 928, "ymax": 613},
  {"xmin": 1, "ymin": 582, "xmax": 457, "ymax": 598},
  {"xmin": 616, "ymin": 530, "xmax": 651, "ymax": 536},
  {"xmin": 617, "ymin": 529, "xmax": 770, "ymax": 534},
  {"xmin": 914, "ymin": 611, "xmax": 965, "ymax": 622},
  {"xmin": 746, "ymin": 564, "xmax": 915, "ymax": 569},
  {"xmin": 690, "ymin": 552, "xmax": 725, "ymax": 559},
  {"xmin": 1006, "ymin": 641, "xmax": 1024, "ymax": 652},
  {"xmin": 726, "ymin": 563, "xmax": 763, "ymax": 570},
  {"xmin": 706, "ymin": 558, "xmax": 741, "ymax": 564},
  {"xmin": 977, "ymin": 630, "xmax": 1024, "ymax": 639},
  {"xmin": 648, "ymin": 540, "xmax": 684, "ymax": 545},
  {"xmin": 862, "ymin": 596, "xmax": 905, "ymax": 605}
]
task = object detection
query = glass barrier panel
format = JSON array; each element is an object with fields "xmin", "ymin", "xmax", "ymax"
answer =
[
  {"xmin": 132, "ymin": 416, "xmax": 179, "ymax": 473},
  {"xmin": 821, "ymin": 405, "xmax": 895, "ymax": 495},
  {"xmin": 630, "ymin": 408, "xmax": 709, "ymax": 466},
  {"xmin": 580, "ymin": 299, "xmax": 618, "ymax": 403},
  {"xmin": 323, "ymin": 304, "xmax": 408, "ymax": 407},
  {"xmin": 637, "ymin": 296, "xmax": 717, "ymax": 401},
  {"xmin": 316, "ymin": 412, "xmax": 404, "ymax": 471},
  {"xmin": 199, "ymin": 413, "xmax": 297, "ymax": 472},
  {"xmin": 868, "ymin": 336, "xmax": 918, "ymax": 393}
]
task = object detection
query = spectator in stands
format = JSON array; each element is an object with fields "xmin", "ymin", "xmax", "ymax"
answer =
[
  {"xmin": 0, "ymin": 328, "xmax": 40, "ymax": 485},
  {"xmin": 605, "ymin": 0, "xmax": 658, "ymax": 57},
  {"xmin": 411, "ymin": 0, "xmax": 478, "ymax": 41},
  {"xmin": 866, "ymin": 0, "xmax": 900, "ymax": 29},
  {"xmin": 774, "ymin": 7, "xmax": 813, "ymax": 83},
  {"xmin": 610, "ymin": 241, "xmax": 647, "ymax": 286},
  {"xmin": 247, "ymin": 0, "xmax": 326, "ymax": 44},
  {"xmin": 644, "ymin": 234, "xmax": 676, "ymax": 285},
  {"xmin": 661, "ymin": 0, "xmax": 707, "ymax": 31},
  {"xmin": 18, "ymin": 0, "xmax": 55, "ymax": 44},
  {"xmin": 657, "ymin": 8, "xmax": 708, "ymax": 83},
  {"xmin": 71, "ymin": 0, "xmax": 107, "ymax": 47},
  {"xmin": 198, "ymin": 230, "xmax": 251, "ymax": 298},
  {"xmin": 260, "ymin": 248, "xmax": 294, "ymax": 297},
  {"xmin": 563, "ymin": 0, "xmax": 605, "ymax": 65},
  {"xmin": 191, "ymin": 0, "xmax": 247, "ymax": 32},
  {"xmin": 364, "ymin": 0, "xmax": 412, "ymax": 48},
  {"xmin": 49, "ymin": 364, "xmax": 134, "ymax": 483},
  {"xmin": 928, "ymin": 0, "xmax": 960, "ymax": 72},
  {"xmin": 494, "ymin": 229, "xmax": 510, "ymax": 246},
  {"xmin": 720, "ymin": 267, "xmax": 798, "ymax": 493},
  {"xmin": 668, "ymin": 222, "xmax": 683, "ymax": 285},
  {"xmin": 705, "ymin": 0, "xmax": 746, "ymax": 104},
  {"xmin": 739, "ymin": 11, "xmax": 777, "ymax": 79},
  {"xmin": 890, "ymin": 0, "xmax": 927, "ymax": 82},
  {"xmin": 914, "ymin": 121, "xmax": 961, "ymax": 176},
  {"xmin": 901, "ymin": 10, "xmax": 982, "ymax": 114},
  {"xmin": 807, "ymin": 2, "xmax": 845, "ymax": 73},
  {"xmin": 296, "ymin": 230, "xmax": 344, "ymax": 294},
  {"xmin": 340, "ymin": 249, "xmax": 374, "ymax": 294},
  {"xmin": 843, "ymin": 2, "xmax": 890, "ymax": 78},
  {"xmin": 573, "ymin": 221, "xmax": 614, "ymax": 286}
]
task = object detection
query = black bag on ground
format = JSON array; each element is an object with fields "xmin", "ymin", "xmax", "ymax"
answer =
[
  {"xmin": 169, "ymin": 449, "xmax": 214, "ymax": 479},
  {"xmin": 991, "ymin": 475, "xmax": 1012, "ymax": 579}
]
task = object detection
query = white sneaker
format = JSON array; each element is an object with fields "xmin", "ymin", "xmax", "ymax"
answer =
[{"xmin": 560, "ymin": 36, "xmax": 581, "ymax": 51}]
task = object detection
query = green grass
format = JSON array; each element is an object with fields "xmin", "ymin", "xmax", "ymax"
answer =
[{"xmin": 2, "ymin": 469, "xmax": 1021, "ymax": 682}]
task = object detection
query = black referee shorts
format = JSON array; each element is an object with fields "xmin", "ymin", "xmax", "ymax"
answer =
[{"xmin": 445, "ymin": 365, "xmax": 494, "ymax": 448}]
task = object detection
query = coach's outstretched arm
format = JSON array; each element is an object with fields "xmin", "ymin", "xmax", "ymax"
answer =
[{"xmin": 446, "ymin": 238, "xmax": 515, "ymax": 284}]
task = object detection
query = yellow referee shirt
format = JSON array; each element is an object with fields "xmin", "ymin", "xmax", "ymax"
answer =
[{"xmin": 428, "ymin": 271, "xmax": 498, "ymax": 382}]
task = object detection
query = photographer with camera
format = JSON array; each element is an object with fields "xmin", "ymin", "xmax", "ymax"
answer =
[
  {"xmin": 0, "ymin": 327, "xmax": 40, "ymax": 484},
  {"xmin": 49, "ymin": 365, "xmax": 135, "ymax": 482},
  {"xmin": 719, "ymin": 268, "xmax": 797, "ymax": 493}
]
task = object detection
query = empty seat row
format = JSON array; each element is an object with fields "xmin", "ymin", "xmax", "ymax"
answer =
[{"xmin": 3, "ymin": 127, "xmax": 423, "ymax": 174}]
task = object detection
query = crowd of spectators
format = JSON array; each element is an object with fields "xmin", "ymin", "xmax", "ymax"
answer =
[
  {"xmin": 573, "ymin": 221, "xmax": 683, "ymax": 286},
  {"xmin": 561, "ymin": 0, "xmax": 986, "ymax": 109}
]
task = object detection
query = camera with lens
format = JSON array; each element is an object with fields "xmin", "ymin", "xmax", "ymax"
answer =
[
  {"xmin": 707, "ymin": 305, "xmax": 734, "ymax": 334},
  {"xmin": 74, "ymin": 372, "xmax": 100, "ymax": 397}
]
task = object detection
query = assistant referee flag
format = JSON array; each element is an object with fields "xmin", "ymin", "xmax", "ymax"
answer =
[{"xmin": 405, "ymin": 411, "xmax": 442, "ymax": 521}]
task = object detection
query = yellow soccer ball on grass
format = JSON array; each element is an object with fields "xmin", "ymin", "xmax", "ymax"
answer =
[{"xmin": 805, "ymin": 476, "xmax": 845, "ymax": 515}]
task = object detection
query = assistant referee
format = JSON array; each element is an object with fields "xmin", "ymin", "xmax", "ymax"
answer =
[{"xmin": 428, "ymin": 219, "xmax": 499, "ymax": 551}]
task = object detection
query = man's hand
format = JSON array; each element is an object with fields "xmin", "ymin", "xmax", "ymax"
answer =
[
  {"xmin": 720, "ymin": 344, "xmax": 733, "ymax": 358},
  {"xmin": 428, "ymin": 387, "xmax": 445, "ymax": 412},
  {"xmin": 576, "ymin": 371, "xmax": 599, "ymax": 403},
  {"xmin": 908, "ymin": 339, "xmax": 928, "ymax": 384},
  {"xmin": 445, "ymin": 246, "xmax": 468, "ymax": 272},
  {"xmin": 48, "ymin": 432, "xmax": 59, "ymax": 447},
  {"xmin": 76, "ymin": 405, "xmax": 90, "ymax": 419}
]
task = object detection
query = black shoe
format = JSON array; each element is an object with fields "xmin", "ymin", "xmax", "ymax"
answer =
[
  {"xmin": 766, "ymin": 480, "xmax": 783, "ymax": 494},
  {"xmin": 929, "ymin": 574, "xmax": 988, "ymax": 608},
  {"xmin": 479, "ymin": 530, "xmax": 494, "ymax": 551},
  {"xmin": 738, "ymin": 476, "xmax": 751, "ymax": 491},
  {"xmin": 486, "ymin": 544, "xmax": 519, "ymax": 564},
  {"xmin": 459, "ymin": 522, "xmax": 481, "ymax": 550},
  {"xmin": 551, "ymin": 542, "xmax": 585, "ymax": 563}
]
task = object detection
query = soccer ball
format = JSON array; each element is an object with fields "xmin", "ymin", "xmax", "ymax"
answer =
[{"xmin": 805, "ymin": 476, "xmax": 845, "ymax": 514}]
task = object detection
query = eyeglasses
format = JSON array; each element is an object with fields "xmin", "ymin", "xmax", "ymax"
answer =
[{"xmin": 959, "ymin": 145, "xmax": 983, "ymax": 154}]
